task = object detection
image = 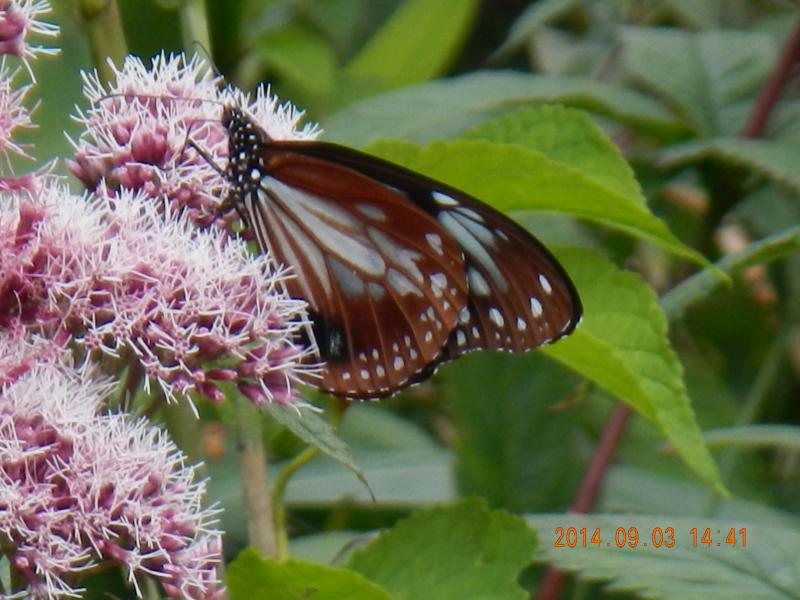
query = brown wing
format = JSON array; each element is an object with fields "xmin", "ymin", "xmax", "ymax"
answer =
[
  {"xmin": 432, "ymin": 199, "xmax": 581, "ymax": 361},
  {"xmin": 245, "ymin": 149, "xmax": 469, "ymax": 398}
]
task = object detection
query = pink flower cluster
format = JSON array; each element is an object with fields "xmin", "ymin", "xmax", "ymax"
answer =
[
  {"xmin": 0, "ymin": 183, "xmax": 314, "ymax": 405},
  {"xmin": 0, "ymin": 3, "xmax": 323, "ymax": 598},
  {"xmin": 68, "ymin": 53, "xmax": 320, "ymax": 229},
  {"xmin": 0, "ymin": 0, "xmax": 58, "ymax": 76},
  {"xmin": 0, "ymin": 339, "xmax": 223, "ymax": 599}
]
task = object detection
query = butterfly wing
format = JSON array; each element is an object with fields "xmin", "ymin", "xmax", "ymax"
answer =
[
  {"xmin": 223, "ymin": 106, "xmax": 581, "ymax": 398},
  {"xmin": 243, "ymin": 147, "xmax": 469, "ymax": 398},
  {"xmin": 275, "ymin": 142, "xmax": 583, "ymax": 364}
]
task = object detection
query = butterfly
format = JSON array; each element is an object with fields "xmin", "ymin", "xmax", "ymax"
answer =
[{"xmin": 221, "ymin": 106, "xmax": 582, "ymax": 399}]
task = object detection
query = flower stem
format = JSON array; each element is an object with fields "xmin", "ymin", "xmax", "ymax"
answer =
[
  {"xmin": 271, "ymin": 445, "xmax": 319, "ymax": 561},
  {"xmin": 235, "ymin": 395, "xmax": 276, "ymax": 556},
  {"xmin": 161, "ymin": 397, "xmax": 204, "ymax": 465},
  {"xmin": 75, "ymin": 0, "xmax": 128, "ymax": 82},
  {"xmin": 179, "ymin": 0, "xmax": 211, "ymax": 59}
]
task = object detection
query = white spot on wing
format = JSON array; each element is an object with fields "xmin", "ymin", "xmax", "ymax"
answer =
[
  {"xmin": 433, "ymin": 191, "xmax": 458, "ymax": 206},
  {"xmin": 430, "ymin": 272, "xmax": 447, "ymax": 298},
  {"xmin": 456, "ymin": 206, "xmax": 485, "ymax": 222},
  {"xmin": 489, "ymin": 308, "xmax": 504, "ymax": 328},
  {"xmin": 530, "ymin": 297, "xmax": 543, "ymax": 318},
  {"xmin": 360, "ymin": 369, "xmax": 369, "ymax": 380},
  {"xmin": 467, "ymin": 268, "xmax": 491, "ymax": 297},
  {"xmin": 387, "ymin": 268, "xmax": 423, "ymax": 297},
  {"xmin": 517, "ymin": 317, "xmax": 527, "ymax": 331},
  {"xmin": 393, "ymin": 356, "xmax": 404, "ymax": 371},
  {"xmin": 426, "ymin": 232, "xmax": 444, "ymax": 255},
  {"xmin": 456, "ymin": 330, "xmax": 466, "ymax": 346},
  {"xmin": 539, "ymin": 274, "xmax": 553, "ymax": 295},
  {"xmin": 356, "ymin": 204, "xmax": 386, "ymax": 221},
  {"xmin": 376, "ymin": 365, "xmax": 385, "ymax": 377},
  {"xmin": 459, "ymin": 307, "xmax": 470, "ymax": 324}
]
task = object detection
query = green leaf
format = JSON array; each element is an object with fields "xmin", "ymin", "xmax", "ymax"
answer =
[
  {"xmin": 291, "ymin": 531, "xmax": 368, "ymax": 565},
  {"xmin": 347, "ymin": 499, "xmax": 537, "ymax": 600},
  {"xmin": 542, "ymin": 248, "xmax": 723, "ymax": 492},
  {"xmin": 491, "ymin": 0, "xmax": 588, "ymax": 61},
  {"xmin": 339, "ymin": 404, "xmax": 439, "ymax": 451},
  {"xmin": 702, "ymin": 425, "xmax": 800, "ymax": 451},
  {"xmin": 604, "ymin": 466, "xmax": 800, "ymax": 530},
  {"xmin": 264, "ymin": 404, "xmax": 366, "ymax": 484},
  {"xmin": 227, "ymin": 549, "xmax": 394, "ymax": 600},
  {"xmin": 659, "ymin": 138, "xmax": 800, "ymax": 195},
  {"xmin": 322, "ymin": 71, "xmax": 684, "ymax": 146},
  {"xmin": 442, "ymin": 353, "xmax": 585, "ymax": 511},
  {"xmin": 364, "ymin": 138, "xmax": 705, "ymax": 265},
  {"xmin": 528, "ymin": 514, "xmax": 800, "ymax": 599},
  {"xmin": 657, "ymin": 0, "xmax": 727, "ymax": 28},
  {"xmin": 465, "ymin": 105, "xmax": 643, "ymax": 204},
  {"xmin": 282, "ymin": 449, "xmax": 456, "ymax": 508},
  {"xmin": 257, "ymin": 25, "xmax": 338, "ymax": 98},
  {"xmin": 620, "ymin": 27, "xmax": 777, "ymax": 135},
  {"xmin": 661, "ymin": 225, "xmax": 800, "ymax": 322},
  {"xmin": 345, "ymin": 0, "xmax": 479, "ymax": 89}
]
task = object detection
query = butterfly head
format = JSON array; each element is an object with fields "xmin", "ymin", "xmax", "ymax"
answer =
[{"xmin": 221, "ymin": 106, "xmax": 269, "ymax": 201}]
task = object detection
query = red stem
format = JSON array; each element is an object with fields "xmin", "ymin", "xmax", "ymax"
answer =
[
  {"xmin": 535, "ymin": 404, "xmax": 632, "ymax": 600},
  {"xmin": 741, "ymin": 16, "xmax": 800, "ymax": 139}
]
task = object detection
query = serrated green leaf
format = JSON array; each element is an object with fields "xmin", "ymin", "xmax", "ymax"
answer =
[
  {"xmin": 542, "ymin": 248, "xmax": 722, "ymax": 492},
  {"xmin": 264, "ymin": 404, "xmax": 365, "ymax": 484},
  {"xmin": 702, "ymin": 425, "xmax": 800, "ymax": 451},
  {"xmin": 661, "ymin": 225, "xmax": 800, "ymax": 321},
  {"xmin": 442, "ymin": 353, "xmax": 585, "ymax": 511},
  {"xmin": 604, "ymin": 466, "xmax": 800, "ymax": 530},
  {"xmin": 659, "ymin": 138, "xmax": 800, "ymax": 195},
  {"xmin": 491, "ymin": 0, "xmax": 588, "ymax": 61},
  {"xmin": 227, "ymin": 549, "xmax": 394, "ymax": 600},
  {"xmin": 257, "ymin": 25, "xmax": 338, "ymax": 98},
  {"xmin": 465, "ymin": 105, "xmax": 643, "ymax": 205},
  {"xmin": 364, "ymin": 138, "xmax": 705, "ymax": 265},
  {"xmin": 347, "ymin": 499, "xmax": 537, "ymax": 600},
  {"xmin": 322, "ymin": 71, "xmax": 684, "ymax": 146},
  {"xmin": 620, "ymin": 27, "xmax": 777, "ymax": 135},
  {"xmin": 345, "ymin": 0, "xmax": 479, "ymax": 89},
  {"xmin": 528, "ymin": 514, "xmax": 800, "ymax": 599}
]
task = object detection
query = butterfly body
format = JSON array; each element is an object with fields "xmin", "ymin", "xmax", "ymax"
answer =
[{"xmin": 222, "ymin": 106, "xmax": 581, "ymax": 399}]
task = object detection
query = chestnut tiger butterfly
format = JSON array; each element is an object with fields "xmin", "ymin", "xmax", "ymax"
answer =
[{"xmin": 219, "ymin": 105, "xmax": 582, "ymax": 399}]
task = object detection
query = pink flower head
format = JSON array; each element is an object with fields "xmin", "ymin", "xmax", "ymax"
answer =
[
  {"xmin": 0, "ymin": 358, "xmax": 224, "ymax": 599},
  {"xmin": 0, "ymin": 63, "xmax": 34, "ymax": 160},
  {"xmin": 0, "ymin": 0, "xmax": 58, "ymax": 76},
  {"xmin": 0, "ymin": 182, "xmax": 316, "ymax": 406},
  {"xmin": 69, "ymin": 53, "xmax": 320, "ymax": 229},
  {"xmin": 68, "ymin": 53, "xmax": 229, "ymax": 228}
]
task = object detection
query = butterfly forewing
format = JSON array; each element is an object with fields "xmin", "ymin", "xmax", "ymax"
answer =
[
  {"xmin": 222, "ymin": 106, "xmax": 582, "ymax": 399},
  {"xmin": 433, "ymin": 196, "xmax": 580, "ymax": 360},
  {"xmin": 238, "ymin": 145, "xmax": 469, "ymax": 398}
]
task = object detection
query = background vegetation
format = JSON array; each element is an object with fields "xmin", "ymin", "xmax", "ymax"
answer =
[{"xmin": 31, "ymin": 0, "xmax": 800, "ymax": 597}]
